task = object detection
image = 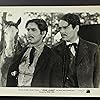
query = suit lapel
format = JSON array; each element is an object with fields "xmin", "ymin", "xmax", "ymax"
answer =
[
  {"xmin": 14, "ymin": 46, "xmax": 49, "ymax": 77},
  {"xmin": 32, "ymin": 46, "xmax": 49, "ymax": 77},
  {"xmin": 76, "ymin": 38, "xmax": 91, "ymax": 87},
  {"xmin": 55, "ymin": 41, "xmax": 66, "ymax": 59},
  {"xmin": 10, "ymin": 46, "xmax": 28, "ymax": 71},
  {"xmin": 76, "ymin": 38, "xmax": 88, "ymax": 66}
]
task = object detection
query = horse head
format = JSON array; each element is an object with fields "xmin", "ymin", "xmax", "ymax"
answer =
[
  {"xmin": 3, "ymin": 17, "xmax": 21, "ymax": 57},
  {"xmin": 0, "ymin": 17, "xmax": 21, "ymax": 86},
  {"xmin": 3, "ymin": 17, "xmax": 21, "ymax": 28}
]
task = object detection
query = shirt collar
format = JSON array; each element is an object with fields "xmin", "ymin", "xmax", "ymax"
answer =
[
  {"xmin": 66, "ymin": 37, "xmax": 79, "ymax": 46},
  {"xmin": 27, "ymin": 43, "xmax": 44, "ymax": 52},
  {"xmin": 35, "ymin": 43, "xmax": 44, "ymax": 52}
]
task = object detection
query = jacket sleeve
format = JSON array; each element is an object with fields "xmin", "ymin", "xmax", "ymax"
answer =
[
  {"xmin": 93, "ymin": 45, "xmax": 100, "ymax": 88},
  {"xmin": 49, "ymin": 53, "xmax": 63, "ymax": 87}
]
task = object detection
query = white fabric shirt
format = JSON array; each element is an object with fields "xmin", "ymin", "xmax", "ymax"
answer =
[
  {"xmin": 18, "ymin": 43, "xmax": 44, "ymax": 87},
  {"xmin": 66, "ymin": 37, "xmax": 79, "ymax": 56}
]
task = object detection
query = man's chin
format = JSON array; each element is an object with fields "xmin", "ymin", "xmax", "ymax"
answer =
[
  {"xmin": 28, "ymin": 42, "xmax": 35, "ymax": 45},
  {"xmin": 62, "ymin": 38, "xmax": 67, "ymax": 41}
]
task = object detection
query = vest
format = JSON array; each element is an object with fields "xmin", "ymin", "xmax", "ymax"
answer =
[{"xmin": 63, "ymin": 47, "xmax": 78, "ymax": 87}]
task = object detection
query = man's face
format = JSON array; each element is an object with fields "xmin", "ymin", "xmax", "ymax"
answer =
[
  {"xmin": 59, "ymin": 20, "xmax": 76, "ymax": 42},
  {"xmin": 26, "ymin": 22, "xmax": 43, "ymax": 45}
]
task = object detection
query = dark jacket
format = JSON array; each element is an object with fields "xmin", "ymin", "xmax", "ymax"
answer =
[
  {"xmin": 52, "ymin": 38, "xmax": 100, "ymax": 88},
  {"xmin": 6, "ymin": 45, "xmax": 63, "ymax": 87}
]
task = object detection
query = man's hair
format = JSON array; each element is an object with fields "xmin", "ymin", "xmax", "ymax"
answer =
[
  {"xmin": 60, "ymin": 13, "xmax": 80, "ymax": 28},
  {"xmin": 25, "ymin": 19, "xmax": 48, "ymax": 34}
]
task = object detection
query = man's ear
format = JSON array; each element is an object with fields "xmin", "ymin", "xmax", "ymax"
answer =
[
  {"xmin": 74, "ymin": 25, "xmax": 79, "ymax": 32},
  {"xmin": 42, "ymin": 31, "xmax": 47, "ymax": 38}
]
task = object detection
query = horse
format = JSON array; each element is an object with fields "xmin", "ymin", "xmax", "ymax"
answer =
[{"xmin": 0, "ymin": 17, "xmax": 21, "ymax": 86}]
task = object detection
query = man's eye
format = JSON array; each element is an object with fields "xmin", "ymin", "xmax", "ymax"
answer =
[
  {"xmin": 27, "ymin": 29, "xmax": 30, "ymax": 31},
  {"xmin": 63, "ymin": 26, "xmax": 68, "ymax": 29},
  {"xmin": 27, "ymin": 29, "xmax": 36, "ymax": 31},
  {"xmin": 58, "ymin": 26, "xmax": 68, "ymax": 30},
  {"xmin": 31, "ymin": 29, "xmax": 36, "ymax": 31}
]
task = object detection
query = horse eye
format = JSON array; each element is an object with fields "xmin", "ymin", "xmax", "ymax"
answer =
[
  {"xmin": 4, "ymin": 32, "xmax": 8, "ymax": 35},
  {"xmin": 58, "ymin": 27, "xmax": 61, "ymax": 30}
]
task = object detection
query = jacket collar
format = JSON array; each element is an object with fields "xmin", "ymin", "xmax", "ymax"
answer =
[
  {"xmin": 31, "ymin": 45, "xmax": 51, "ymax": 77},
  {"xmin": 76, "ymin": 37, "xmax": 88, "ymax": 66}
]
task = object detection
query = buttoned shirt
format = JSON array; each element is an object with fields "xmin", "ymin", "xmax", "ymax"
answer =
[
  {"xmin": 66, "ymin": 37, "xmax": 79, "ymax": 56},
  {"xmin": 64, "ymin": 37, "xmax": 79, "ymax": 87},
  {"xmin": 18, "ymin": 43, "xmax": 44, "ymax": 87}
]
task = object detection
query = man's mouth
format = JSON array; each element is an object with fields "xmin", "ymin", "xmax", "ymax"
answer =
[
  {"xmin": 61, "ymin": 34, "xmax": 67, "ymax": 37},
  {"xmin": 28, "ymin": 36, "xmax": 34, "ymax": 39}
]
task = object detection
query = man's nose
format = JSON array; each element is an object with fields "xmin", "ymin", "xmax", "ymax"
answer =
[
  {"xmin": 60, "ymin": 28, "xmax": 65, "ymax": 33},
  {"xmin": 28, "ymin": 29, "xmax": 33, "ymax": 34}
]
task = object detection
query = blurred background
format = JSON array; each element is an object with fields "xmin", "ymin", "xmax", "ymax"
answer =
[{"xmin": 0, "ymin": 11, "xmax": 100, "ymax": 51}]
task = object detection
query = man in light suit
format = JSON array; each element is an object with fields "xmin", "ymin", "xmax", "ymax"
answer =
[
  {"xmin": 52, "ymin": 13, "xmax": 100, "ymax": 88},
  {"xmin": 6, "ymin": 19, "xmax": 63, "ymax": 87}
]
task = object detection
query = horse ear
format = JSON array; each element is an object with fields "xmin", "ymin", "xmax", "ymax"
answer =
[
  {"xmin": 3, "ymin": 19, "xmax": 8, "ymax": 25},
  {"xmin": 16, "ymin": 17, "xmax": 21, "ymax": 26}
]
